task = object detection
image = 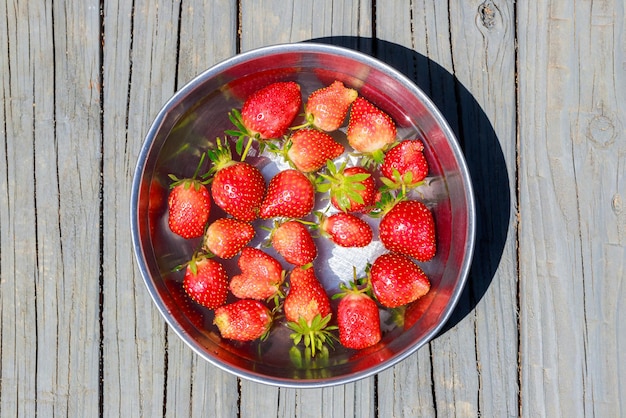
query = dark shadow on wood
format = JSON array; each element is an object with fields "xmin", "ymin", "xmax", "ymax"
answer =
[{"xmin": 306, "ymin": 36, "xmax": 512, "ymax": 335}]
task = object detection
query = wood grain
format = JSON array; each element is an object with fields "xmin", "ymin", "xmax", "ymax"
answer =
[
  {"xmin": 1, "ymin": 0, "xmax": 624, "ymax": 416},
  {"xmin": 518, "ymin": 0, "xmax": 626, "ymax": 416}
]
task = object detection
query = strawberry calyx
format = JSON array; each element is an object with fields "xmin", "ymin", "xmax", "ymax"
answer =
[
  {"xmin": 332, "ymin": 266, "xmax": 372, "ymax": 300},
  {"xmin": 316, "ymin": 160, "xmax": 372, "ymax": 212},
  {"xmin": 204, "ymin": 137, "xmax": 238, "ymax": 178},
  {"xmin": 225, "ymin": 109, "xmax": 268, "ymax": 161},
  {"xmin": 286, "ymin": 313, "xmax": 338, "ymax": 357},
  {"xmin": 379, "ymin": 167, "xmax": 426, "ymax": 193},
  {"xmin": 172, "ymin": 250, "xmax": 214, "ymax": 274},
  {"xmin": 168, "ymin": 151, "xmax": 210, "ymax": 190},
  {"xmin": 368, "ymin": 189, "xmax": 407, "ymax": 219}
]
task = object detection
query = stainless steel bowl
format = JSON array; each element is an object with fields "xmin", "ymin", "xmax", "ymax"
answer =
[{"xmin": 131, "ymin": 43, "xmax": 475, "ymax": 387}]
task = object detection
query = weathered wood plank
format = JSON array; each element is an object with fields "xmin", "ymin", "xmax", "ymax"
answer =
[
  {"xmin": 1, "ymin": 0, "xmax": 103, "ymax": 416},
  {"xmin": 376, "ymin": 1, "xmax": 519, "ymax": 416},
  {"xmin": 518, "ymin": 0, "xmax": 626, "ymax": 416},
  {"xmin": 102, "ymin": 0, "xmax": 182, "ymax": 416}
]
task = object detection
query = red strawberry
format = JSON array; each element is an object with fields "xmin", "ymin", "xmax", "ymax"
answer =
[
  {"xmin": 319, "ymin": 212, "xmax": 373, "ymax": 248},
  {"xmin": 229, "ymin": 247, "xmax": 285, "ymax": 300},
  {"xmin": 227, "ymin": 81, "xmax": 302, "ymax": 159},
  {"xmin": 378, "ymin": 199, "xmax": 436, "ymax": 261},
  {"xmin": 380, "ymin": 140, "xmax": 429, "ymax": 189},
  {"xmin": 203, "ymin": 218, "xmax": 255, "ymax": 259},
  {"xmin": 347, "ymin": 97, "xmax": 397, "ymax": 162},
  {"xmin": 317, "ymin": 162, "xmax": 376, "ymax": 213},
  {"xmin": 213, "ymin": 299, "xmax": 273, "ymax": 341},
  {"xmin": 369, "ymin": 253, "xmax": 431, "ymax": 308},
  {"xmin": 286, "ymin": 128, "xmax": 344, "ymax": 173},
  {"xmin": 167, "ymin": 154, "xmax": 211, "ymax": 239},
  {"xmin": 208, "ymin": 138, "xmax": 265, "ymax": 221},
  {"xmin": 304, "ymin": 80, "xmax": 358, "ymax": 132},
  {"xmin": 270, "ymin": 220, "xmax": 317, "ymax": 266},
  {"xmin": 259, "ymin": 169, "xmax": 315, "ymax": 219},
  {"xmin": 183, "ymin": 255, "xmax": 229, "ymax": 310},
  {"xmin": 226, "ymin": 67, "xmax": 298, "ymax": 100},
  {"xmin": 165, "ymin": 280, "xmax": 204, "ymax": 329},
  {"xmin": 284, "ymin": 266, "xmax": 336, "ymax": 356},
  {"xmin": 336, "ymin": 286, "xmax": 381, "ymax": 350}
]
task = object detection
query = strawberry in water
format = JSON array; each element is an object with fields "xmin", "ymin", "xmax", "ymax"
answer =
[
  {"xmin": 285, "ymin": 128, "xmax": 344, "ymax": 173},
  {"xmin": 347, "ymin": 97, "xmax": 397, "ymax": 163},
  {"xmin": 380, "ymin": 139, "xmax": 429, "ymax": 190},
  {"xmin": 203, "ymin": 218, "xmax": 255, "ymax": 259},
  {"xmin": 334, "ymin": 277, "xmax": 381, "ymax": 350},
  {"xmin": 213, "ymin": 299, "xmax": 273, "ymax": 342},
  {"xmin": 207, "ymin": 138, "xmax": 265, "ymax": 222},
  {"xmin": 229, "ymin": 247, "xmax": 285, "ymax": 301},
  {"xmin": 227, "ymin": 81, "xmax": 302, "ymax": 159},
  {"xmin": 165, "ymin": 280, "xmax": 204, "ymax": 329},
  {"xmin": 303, "ymin": 80, "xmax": 358, "ymax": 132},
  {"xmin": 378, "ymin": 199, "xmax": 436, "ymax": 262},
  {"xmin": 182, "ymin": 254, "xmax": 229, "ymax": 310},
  {"xmin": 369, "ymin": 253, "xmax": 431, "ymax": 308},
  {"xmin": 317, "ymin": 162, "xmax": 376, "ymax": 213},
  {"xmin": 259, "ymin": 169, "xmax": 315, "ymax": 219},
  {"xmin": 318, "ymin": 212, "xmax": 373, "ymax": 248},
  {"xmin": 167, "ymin": 153, "xmax": 211, "ymax": 239},
  {"xmin": 284, "ymin": 266, "xmax": 337, "ymax": 356},
  {"xmin": 269, "ymin": 220, "xmax": 317, "ymax": 266}
]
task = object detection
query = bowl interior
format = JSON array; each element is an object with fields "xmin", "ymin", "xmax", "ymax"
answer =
[{"xmin": 132, "ymin": 43, "xmax": 475, "ymax": 387}]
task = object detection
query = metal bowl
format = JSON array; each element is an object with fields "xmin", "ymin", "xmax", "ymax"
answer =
[{"xmin": 131, "ymin": 43, "xmax": 475, "ymax": 387}]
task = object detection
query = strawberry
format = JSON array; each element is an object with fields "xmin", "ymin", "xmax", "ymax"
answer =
[
  {"xmin": 303, "ymin": 80, "xmax": 358, "ymax": 132},
  {"xmin": 369, "ymin": 253, "xmax": 431, "ymax": 308},
  {"xmin": 165, "ymin": 280, "xmax": 204, "ymax": 329},
  {"xmin": 346, "ymin": 97, "xmax": 397, "ymax": 162},
  {"xmin": 378, "ymin": 199, "xmax": 437, "ymax": 261},
  {"xmin": 213, "ymin": 299, "xmax": 273, "ymax": 341},
  {"xmin": 167, "ymin": 153, "xmax": 211, "ymax": 239},
  {"xmin": 335, "ymin": 284, "xmax": 381, "ymax": 350},
  {"xmin": 318, "ymin": 212, "xmax": 373, "ymax": 248},
  {"xmin": 229, "ymin": 247, "xmax": 285, "ymax": 301},
  {"xmin": 284, "ymin": 266, "xmax": 337, "ymax": 356},
  {"xmin": 285, "ymin": 128, "xmax": 344, "ymax": 173},
  {"xmin": 259, "ymin": 169, "xmax": 315, "ymax": 219},
  {"xmin": 182, "ymin": 254, "xmax": 229, "ymax": 310},
  {"xmin": 269, "ymin": 220, "xmax": 317, "ymax": 266},
  {"xmin": 207, "ymin": 138, "xmax": 265, "ymax": 221},
  {"xmin": 317, "ymin": 162, "xmax": 376, "ymax": 213},
  {"xmin": 203, "ymin": 218, "xmax": 255, "ymax": 259},
  {"xmin": 226, "ymin": 81, "xmax": 302, "ymax": 159},
  {"xmin": 380, "ymin": 139, "xmax": 429, "ymax": 190}
]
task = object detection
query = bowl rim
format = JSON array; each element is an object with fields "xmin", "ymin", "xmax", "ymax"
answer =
[{"xmin": 130, "ymin": 42, "xmax": 476, "ymax": 388}]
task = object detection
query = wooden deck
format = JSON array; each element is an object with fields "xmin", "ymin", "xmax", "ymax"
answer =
[{"xmin": 1, "ymin": 1, "xmax": 624, "ymax": 416}]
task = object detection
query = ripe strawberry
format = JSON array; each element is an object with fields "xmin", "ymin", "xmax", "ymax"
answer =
[
  {"xmin": 259, "ymin": 169, "xmax": 315, "ymax": 219},
  {"xmin": 213, "ymin": 299, "xmax": 273, "ymax": 341},
  {"xmin": 378, "ymin": 199, "xmax": 437, "ymax": 261},
  {"xmin": 284, "ymin": 266, "xmax": 336, "ymax": 356},
  {"xmin": 380, "ymin": 139, "xmax": 429, "ymax": 190},
  {"xmin": 336, "ymin": 286, "xmax": 381, "ymax": 350},
  {"xmin": 229, "ymin": 247, "xmax": 285, "ymax": 300},
  {"xmin": 203, "ymin": 218, "xmax": 255, "ymax": 259},
  {"xmin": 303, "ymin": 80, "xmax": 358, "ymax": 132},
  {"xmin": 165, "ymin": 280, "xmax": 204, "ymax": 329},
  {"xmin": 182, "ymin": 255, "xmax": 229, "ymax": 310},
  {"xmin": 285, "ymin": 128, "xmax": 344, "ymax": 173},
  {"xmin": 270, "ymin": 220, "xmax": 317, "ymax": 266},
  {"xmin": 369, "ymin": 253, "xmax": 431, "ymax": 308},
  {"xmin": 167, "ymin": 154, "xmax": 211, "ymax": 239},
  {"xmin": 319, "ymin": 212, "xmax": 373, "ymax": 248},
  {"xmin": 347, "ymin": 97, "xmax": 397, "ymax": 162},
  {"xmin": 226, "ymin": 81, "xmax": 302, "ymax": 159},
  {"xmin": 207, "ymin": 138, "xmax": 265, "ymax": 221},
  {"xmin": 317, "ymin": 162, "xmax": 376, "ymax": 213}
]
